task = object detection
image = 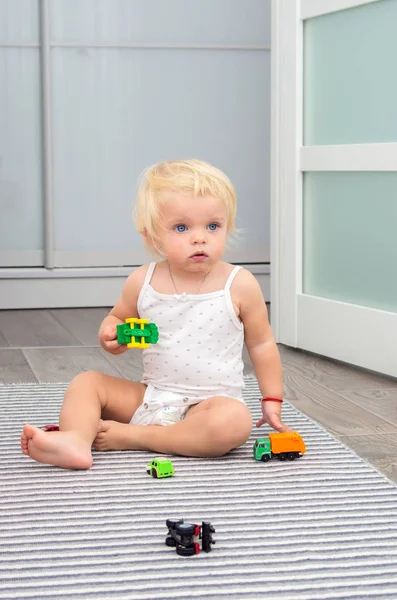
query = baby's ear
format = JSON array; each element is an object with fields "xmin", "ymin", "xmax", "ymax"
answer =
[
  {"xmin": 142, "ymin": 228, "xmax": 162, "ymax": 256},
  {"xmin": 142, "ymin": 228, "xmax": 154, "ymax": 247}
]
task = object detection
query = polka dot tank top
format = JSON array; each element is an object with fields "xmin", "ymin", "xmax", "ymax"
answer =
[{"xmin": 137, "ymin": 262, "xmax": 245, "ymax": 401}]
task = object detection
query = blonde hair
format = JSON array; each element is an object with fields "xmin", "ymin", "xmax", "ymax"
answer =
[{"xmin": 133, "ymin": 159, "xmax": 237, "ymax": 254}]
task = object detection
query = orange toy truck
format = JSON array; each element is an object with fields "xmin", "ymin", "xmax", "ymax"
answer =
[{"xmin": 253, "ymin": 432, "xmax": 306, "ymax": 462}]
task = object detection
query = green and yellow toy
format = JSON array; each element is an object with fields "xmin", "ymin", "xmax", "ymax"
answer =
[{"xmin": 117, "ymin": 318, "xmax": 159, "ymax": 349}]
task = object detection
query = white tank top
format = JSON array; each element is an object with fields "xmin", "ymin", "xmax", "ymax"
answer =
[{"xmin": 137, "ymin": 262, "xmax": 245, "ymax": 400}]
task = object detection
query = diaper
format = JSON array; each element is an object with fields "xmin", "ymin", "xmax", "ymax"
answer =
[{"xmin": 130, "ymin": 385, "xmax": 200, "ymax": 426}]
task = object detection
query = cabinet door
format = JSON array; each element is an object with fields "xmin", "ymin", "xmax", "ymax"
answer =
[
  {"xmin": 0, "ymin": 0, "xmax": 44, "ymax": 267},
  {"xmin": 49, "ymin": 0, "xmax": 271, "ymax": 267}
]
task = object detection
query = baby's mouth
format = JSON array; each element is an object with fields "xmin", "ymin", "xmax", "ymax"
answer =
[{"xmin": 190, "ymin": 251, "xmax": 208, "ymax": 261}]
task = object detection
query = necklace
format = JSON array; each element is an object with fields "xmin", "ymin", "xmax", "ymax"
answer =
[{"xmin": 168, "ymin": 262, "xmax": 212, "ymax": 298}]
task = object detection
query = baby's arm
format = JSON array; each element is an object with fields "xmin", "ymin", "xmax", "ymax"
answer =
[
  {"xmin": 234, "ymin": 270, "xmax": 290, "ymax": 432},
  {"xmin": 99, "ymin": 265, "xmax": 148, "ymax": 355}
]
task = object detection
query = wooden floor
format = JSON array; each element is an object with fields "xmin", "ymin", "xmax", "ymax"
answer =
[{"xmin": 1, "ymin": 307, "xmax": 396, "ymax": 483}]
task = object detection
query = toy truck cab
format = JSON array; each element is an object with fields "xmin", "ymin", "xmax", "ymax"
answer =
[
  {"xmin": 253, "ymin": 438, "xmax": 272, "ymax": 462},
  {"xmin": 146, "ymin": 457, "xmax": 174, "ymax": 478}
]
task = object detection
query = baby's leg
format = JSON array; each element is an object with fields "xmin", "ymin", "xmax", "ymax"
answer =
[
  {"xmin": 20, "ymin": 372, "xmax": 146, "ymax": 469},
  {"xmin": 94, "ymin": 396, "xmax": 252, "ymax": 457}
]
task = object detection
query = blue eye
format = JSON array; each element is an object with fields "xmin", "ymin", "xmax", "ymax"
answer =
[
  {"xmin": 208, "ymin": 223, "xmax": 218, "ymax": 231},
  {"xmin": 175, "ymin": 224, "xmax": 187, "ymax": 233}
]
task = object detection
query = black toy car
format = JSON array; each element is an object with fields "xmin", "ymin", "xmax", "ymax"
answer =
[{"xmin": 165, "ymin": 518, "xmax": 215, "ymax": 556}]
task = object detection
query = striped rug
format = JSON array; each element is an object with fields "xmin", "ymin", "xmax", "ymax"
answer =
[{"xmin": 1, "ymin": 380, "xmax": 397, "ymax": 599}]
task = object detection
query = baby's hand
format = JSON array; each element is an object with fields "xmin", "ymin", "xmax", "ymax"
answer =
[
  {"xmin": 100, "ymin": 325, "xmax": 129, "ymax": 355},
  {"xmin": 256, "ymin": 400, "xmax": 292, "ymax": 433}
]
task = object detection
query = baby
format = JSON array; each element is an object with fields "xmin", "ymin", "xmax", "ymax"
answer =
[{"xmin": 21, "ymin": 159, "xmax": 290, "ymax": 469}]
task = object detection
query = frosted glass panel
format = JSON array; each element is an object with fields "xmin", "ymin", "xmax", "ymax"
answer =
[
  {"xmin": 303, "ymin": 172, "xmax": 397, "ymax": 313},
  {"xmin": 0, "ymin": 49, "xmax": 43, "ymax": 261},
  {"xmin": 304, "ymin": 0, "xmax": 397, "ymax": 145},
  {"xmin": 0, "ymin": 0, "xmax": 39, "ymax": 43},
  {"xmin": 49, "ymin": 0, "xmax": 269, "ymax": 45},
  {"xmin": 51, "ymin": 48, "xmax": 269, "ymax": 265}
]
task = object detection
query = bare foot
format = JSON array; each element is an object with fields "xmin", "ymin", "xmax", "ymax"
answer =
[
  {"xmin": 20, "ymin": 424, "xmax": 93, "ymax": 469},
  {"xmin": 93, "ymin": 420, "xmax": 141, "ymax": 451}
]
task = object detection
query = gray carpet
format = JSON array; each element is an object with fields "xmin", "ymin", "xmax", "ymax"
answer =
[{"xmin": 1, "ymin": 380, "xmax": 397, "ymax": 600}]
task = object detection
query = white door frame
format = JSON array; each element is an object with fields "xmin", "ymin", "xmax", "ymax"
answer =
[{"xmin": 271, "ymin": 0, "xmax": 397, "ymax": 378}]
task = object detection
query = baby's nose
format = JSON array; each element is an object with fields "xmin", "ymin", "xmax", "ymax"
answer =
[{"xmin": 192, "ymin": 230, "xmax": 207, "ymax": 243}]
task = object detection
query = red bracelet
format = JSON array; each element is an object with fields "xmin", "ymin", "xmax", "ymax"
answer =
[{"xmin": 261, "ymin": 397, "xmax": 283, "ymax": 403}]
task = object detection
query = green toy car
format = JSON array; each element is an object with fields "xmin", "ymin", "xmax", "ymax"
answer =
[{"xmin": 146, "ymin": 457, "xmax": 175, "ymax": 478}]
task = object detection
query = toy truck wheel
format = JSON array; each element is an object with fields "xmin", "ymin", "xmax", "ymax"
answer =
[
  {"xmin": 278, "ymin": 453, "xmax": 287, "ymax": 461},
  {"xmin": 287, "ymin": 452, "xmax": 297, "ymax": 460},
  {"xmin": 166, "ymin": 518, "xmax": 184, "ymax": 530},
  {"xmin": 176, "ymin": 544, "xmax": 198, "ymax": 557},
  {"xmin": 165, "ymin": 536, "xmax": 177, "ymax": 547},
  {"xmin": 261, "ymin": 454, "xmax": 271, "ymax": 462},
  {"xmin": 176, "ymin": 523, "xmax": 196, "ymax": 536},
  {"xmin": 151, "ymin": 469, "xmax": 158, "ymax": 478}
]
